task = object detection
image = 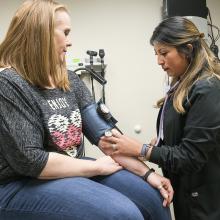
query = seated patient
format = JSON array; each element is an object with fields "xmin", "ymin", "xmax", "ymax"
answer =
[{"xmin": 0, "ymin": 1, "xmax": 173, "ymax": 220}]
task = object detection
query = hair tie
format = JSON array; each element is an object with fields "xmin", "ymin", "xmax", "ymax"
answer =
[{"xmin": 199, "ymin": 33, "xmax": 205, "ymax": 38}]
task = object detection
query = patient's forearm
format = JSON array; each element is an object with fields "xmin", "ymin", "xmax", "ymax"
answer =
[
  {"xmin": 111, "ymin": 155, "xmax": 149, "ymax": 177},
  {"xmin": 39, "ymin": 152, "xmax": 99, "ymax": 179}
]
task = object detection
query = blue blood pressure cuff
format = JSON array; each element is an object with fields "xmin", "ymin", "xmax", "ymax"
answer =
[{"xmin": 81, "ymin": 102, "xmax": 116, "ymax": 146}]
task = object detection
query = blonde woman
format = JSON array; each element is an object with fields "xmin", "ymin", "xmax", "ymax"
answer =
[
  {"xmin": 0, "ymin": 1, "xmax": 173, "ymax": 219},
  {"xmin": 100, "ymin": 16, "xmax": 220, "ymax": 220}
]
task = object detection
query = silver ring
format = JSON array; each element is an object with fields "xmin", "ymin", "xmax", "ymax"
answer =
[
  {"xmin": 112, "ymin": 144, "xmax": 117, "ymax": 151},
  {"xmin": 158, "ymin": 185, "xmax": 163, "ymax": 190}
]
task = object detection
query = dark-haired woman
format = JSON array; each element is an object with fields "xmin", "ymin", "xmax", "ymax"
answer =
[{"xmin": 100, "ymin": 16, "xmax": 220, "ymax": 220}]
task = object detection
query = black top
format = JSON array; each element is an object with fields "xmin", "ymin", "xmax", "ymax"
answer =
[
  {"xmin": 150, "ymin": 76, "xmax": 220, "ymax": 220},
  {"xmin": 0, "ymin": 68, "xmax": 93, "ymax": 184}
]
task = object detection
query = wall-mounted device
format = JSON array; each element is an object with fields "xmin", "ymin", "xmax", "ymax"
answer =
[{"xmin": 72, "ymin": 49, "xmax": 107, "ymax": 103}]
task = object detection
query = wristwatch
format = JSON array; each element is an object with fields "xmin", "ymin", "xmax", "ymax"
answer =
[
  {"xmin": 139, "ymin": 144, "xmax": 147, "ymax": 160},
  {"xmin": 139, "ymin": 144, "xmax": 151, "ymax": 160}
]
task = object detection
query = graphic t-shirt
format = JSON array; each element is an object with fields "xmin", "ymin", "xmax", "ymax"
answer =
[{"xmin": 0, "ymin": 68, "xmax": 93, "ymax": 183}]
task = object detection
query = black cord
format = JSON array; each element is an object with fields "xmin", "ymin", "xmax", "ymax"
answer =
[
  {"xmin": 208, "ymin": 8, "xmax": 215, "ymax": 42},
  {"xmin": 208, "ymin": 24, "xmax": 220, "ymax": 42},
  {"xmin": 73, "ymin": 49, "xmax": 107, "ymax": 102},
  {"xmin": 73, "ymin": 67, "xmax": 106, "ymax": 85},
  {"xmin": 91, "ymin": 77, "xmax": 96, "ymax": 102},
  {"xmin": 102, "ymin": 85, "xmax": 106, "ymax": 104},
  {"xmin": 207, "ymin": 8, "xmax": 219, "ymax": 59},
  {"xmin": 73, "ymin": 67, "xmax": 107, "ymax": 103},
  {"xmin": 207, "ymin": 8, "xmax": 220, "ymax": 44},
  {"xmin": 212, "ymin": 24, "xmax": 220, "ymax": 42}
]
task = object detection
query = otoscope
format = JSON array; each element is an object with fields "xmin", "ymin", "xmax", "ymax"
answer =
[{"xmin": 99, "ymin": 49, "xmax": 105, "ymax": 77}]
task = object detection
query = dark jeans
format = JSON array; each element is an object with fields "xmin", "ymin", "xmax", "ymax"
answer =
[{"xmin": 0, "ymin": 170, "xmax": 171, "ymax": 220}]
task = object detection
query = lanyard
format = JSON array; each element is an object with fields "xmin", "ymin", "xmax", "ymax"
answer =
[{"xmin": 155, "ymin": 81, "xmax": 180, "ymax": 146}]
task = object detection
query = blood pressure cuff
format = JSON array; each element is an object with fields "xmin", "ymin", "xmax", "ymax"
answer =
[{"xmin": 81, "ymin": 103, "xmax": 114, "ymax": 146}]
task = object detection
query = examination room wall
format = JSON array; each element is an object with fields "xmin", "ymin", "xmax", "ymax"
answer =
[{"xmin": 0, "ymin": 1, "xmax": 220, "ymax": 219}]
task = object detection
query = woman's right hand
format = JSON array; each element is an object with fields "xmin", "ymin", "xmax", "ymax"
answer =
[
  {"xmin": 99, "ymin": 131, "xmax": 142, "ymax": 157},
  {"xmin": 95, "ymin": 156, "xmax": 123, "ymax": 175}
]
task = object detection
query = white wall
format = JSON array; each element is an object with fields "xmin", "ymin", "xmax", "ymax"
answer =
[
  {"xmin": 0, "ymin": 1, "xmax": 220, "ymax": 220},
  {"xmin": 62, "ymin": 0, "xmax": 220, "ymax": 160},
  {"xmin": 1, "ymin": 0, "xmax": 219, "ymax": 157},
  {"xmin": 67, "ymin": 0, "xmax": 165, "ymax": 158}
]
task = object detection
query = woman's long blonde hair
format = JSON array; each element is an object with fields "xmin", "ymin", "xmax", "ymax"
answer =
[
  {"xmin": 0, "ymin": 0, "xmax": 70, "ymax": 90},
  {"xmin": 150, "ymin": 16, "xmax": 220, "ymax": 113}
]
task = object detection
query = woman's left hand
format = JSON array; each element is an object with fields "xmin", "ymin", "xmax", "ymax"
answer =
[
  {"xmin": 99, "ymin": 130, "xmax": 142, "ymax": 157},
  {"xmin": 98, "ymin": 136, "xmax": 174, "ymax": 207},
  {"xmin": 147, "ymin": 172, "xmax": 174, "ymax": 207}
]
